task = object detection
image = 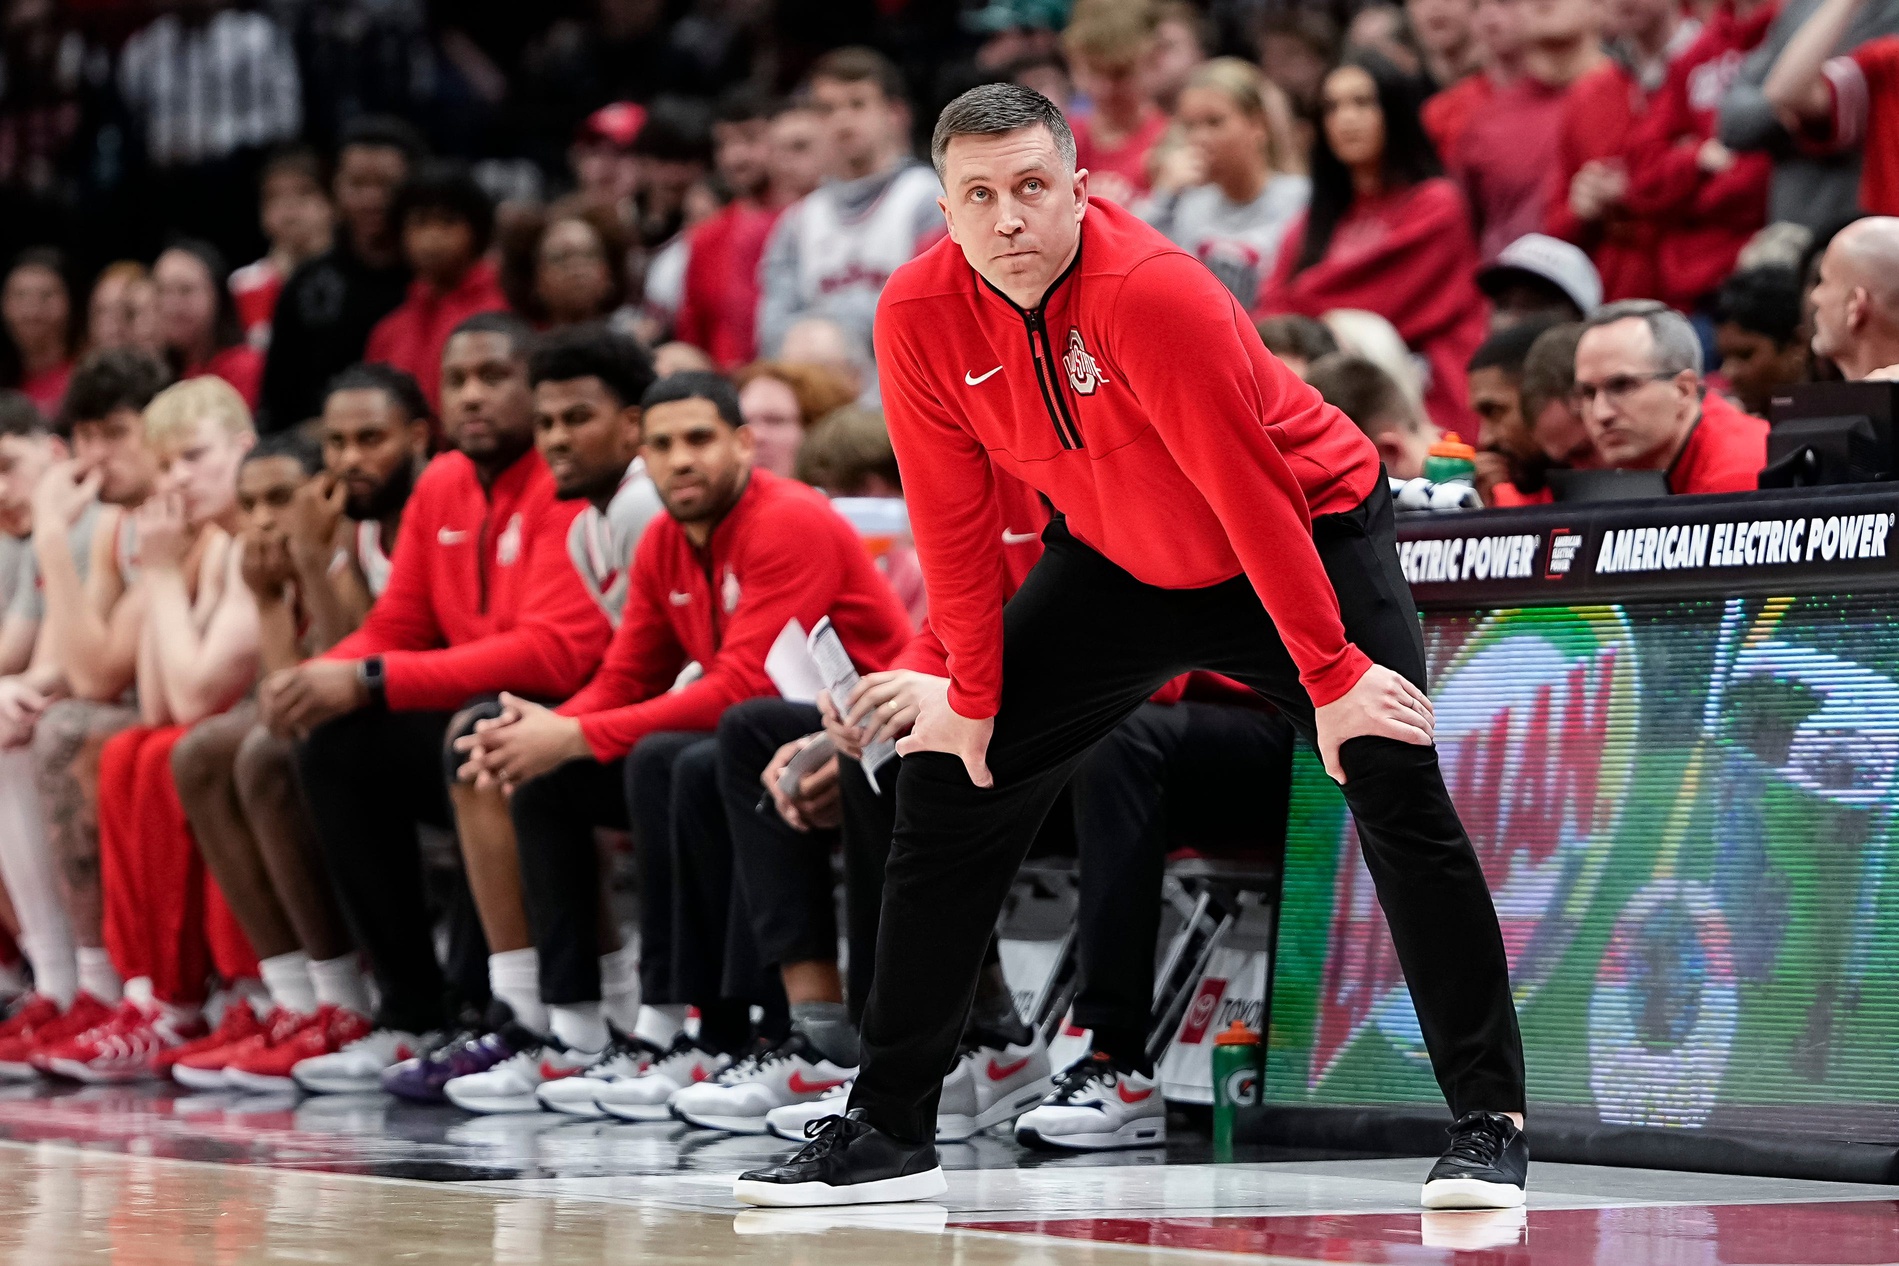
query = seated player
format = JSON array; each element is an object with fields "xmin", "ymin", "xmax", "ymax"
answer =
[
  {"xmin": 1466, "ymin": 317, "xmax": 1565, "ymax": 507},
  {"xmin": 35, "ymin": 377, "xmax": 265, "ymax": 1082},
  {"xmin": 1303, "ymin": 354, "xmax": 1439, "ymax": 480},
  {"xmin": 1573, "ymin": 300, "xmax": 1767, "ymax": 494},
  {"xmin": 455, "ymin": 371, "xmax": 912, "ymax": 1122},
  {"xmin": 263, "ymin": 313, "xmax": 613, "ymax": 1093},
  {"xmin": 167, "ymin": 365, "xmax": 431, "ymax": 1090},
  {"xmin": 398, "ymin": 325, "xmax": 664, "ymax": 1114},
  {"xmin": 0, "ymin": 351, "xmax": 169, "ymax": 1073}
]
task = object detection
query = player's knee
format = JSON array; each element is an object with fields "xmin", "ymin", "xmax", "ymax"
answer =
[
  {"xmin": 169, "ymin": 721, "xmax": 237, "ymax": 809},
  {"xmin": 233, "ymin": 725, "xmax": 293, "ymax": 803}
]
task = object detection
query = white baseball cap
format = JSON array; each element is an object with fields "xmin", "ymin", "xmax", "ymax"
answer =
[{"xmin": 1478, "ymin": 234, "xmax": 1603, "ymax": 317}]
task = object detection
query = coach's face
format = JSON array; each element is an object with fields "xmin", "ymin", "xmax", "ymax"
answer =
[{"xmin": 940, "ymin": 125, "xmax": 1088, "ymax": 309}]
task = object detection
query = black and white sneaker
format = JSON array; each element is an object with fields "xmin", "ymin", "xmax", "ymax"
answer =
[
  {"xmin": 1420, "ymin": 1111, "xmax": 1528, "ymax": 1209},
  {"xmin": 733, "ymin": 1109, "xmax": 948, "ymax": 1208}
]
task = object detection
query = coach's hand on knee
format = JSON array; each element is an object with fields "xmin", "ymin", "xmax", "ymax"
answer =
[
  {"xmin": 1313, "ymin": 665, "xmax": 1434, "ymax": 785},
  {"xmin": 895, "ymin": 693, "xmax": 994, "ymax": 789}
]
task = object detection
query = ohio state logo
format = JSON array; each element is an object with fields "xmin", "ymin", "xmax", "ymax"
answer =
[{"xmin": 1064, "ymin": 328, "xmax": 1109, "ymax": 395}]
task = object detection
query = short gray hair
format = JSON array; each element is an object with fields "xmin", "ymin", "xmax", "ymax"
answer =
[
  {"xmin": 1582, "ymin": 299, "xmax": 1703, "ymax": 377},
  {"xmin": 930, "ymin": 83, "xmax": 1077, "ymax": 180}
]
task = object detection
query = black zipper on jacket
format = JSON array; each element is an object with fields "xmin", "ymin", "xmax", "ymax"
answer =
[
  {"xmin": 980, "ymin": 250, "xmax": 1085, "ymax": 451},
  {"xmin": 476, "ymin": 509, "xmax": 492, "ymax": 614}
]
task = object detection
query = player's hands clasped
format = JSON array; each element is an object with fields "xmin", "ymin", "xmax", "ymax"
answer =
[{"xmin": 1312, "ymin": 663, "xmax": 1434, "ymax": 785}]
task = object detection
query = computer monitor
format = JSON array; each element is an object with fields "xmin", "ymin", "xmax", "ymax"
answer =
[
  {"xmin": 1547, "ymin": 469, "xmax": 1671, "ymax": 503},
  {"xmin": 1762, "ymin": 380, "xmax": 1899, "ymax": 486}
]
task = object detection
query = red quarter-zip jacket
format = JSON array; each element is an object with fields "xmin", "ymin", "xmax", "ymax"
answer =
[
  {"xmin": 877, "ymin": 197, "xmax": 1379, "ymax": 721},
  {"xmin": 558, "ymin": 469, "xmax": 914, "ymax": 761},
  {"xmin": 328, "ymin": 448, "xmax": 611, "ymax": 711}
]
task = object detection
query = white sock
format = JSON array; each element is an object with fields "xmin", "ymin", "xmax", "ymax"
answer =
[
  {"xmin": 0, "ymin": 747, "xmax": 76, "ymax": 1007},
  {"xmin": 632, "ymin": 1004, "xmax": 687, "ymax": 1050},
  {"xmin": 599, "ymin": 946, "xmax": 640, "ymax": 1033},
  {"xmin": 309, "ymin": 955, "xmax": 372, "ymax": 1015},
  {"xmin": 76, "ymin": 947, "xmax": 121, "ymax": 1005},
  {"xmin": 488, "ymin": 948, "xmax": 547, "ymax": 1035},
  {"xmin": 258, "ymin": 951, "xmax": 317, "ymax": 1016},
  {"xmin": 549, "ymin": 1002, "xmax": 608, "ymax": 1053}
]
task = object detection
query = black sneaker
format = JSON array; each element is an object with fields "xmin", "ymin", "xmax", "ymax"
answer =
[
  {"xmin": 1420, "ymin": 1111, "xmax": 1528, "ymax": 1209},
  {"xmin": 733, "ymin": 1108, "xmax": 947, "ymax": 1208}
]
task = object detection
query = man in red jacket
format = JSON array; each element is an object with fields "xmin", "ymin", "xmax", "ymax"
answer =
[
  {"xmin": 261, "ymin": 313, "xmax": 613, "ymax": 1076},
  {"xmin": 1574, "ymin": 300, "xmax": 1768, "ymax": 493},
  {"xmin": 457, "ymin": 371, "xmax": 913, "ymax": 1111},
  {"xmin": 735, "ymin": 84, "xmax": 1527, "ymax": 1211}
]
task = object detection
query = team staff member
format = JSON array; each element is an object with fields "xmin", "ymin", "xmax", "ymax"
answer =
[{"xmin": 736, "ymin": 84, "xmax": 1527, "ymax": 1211}]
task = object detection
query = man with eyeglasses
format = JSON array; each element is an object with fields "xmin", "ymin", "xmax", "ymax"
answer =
[{"xmin": 1571, "ymin": 299, "xmax": 1768, "ymax": 494}]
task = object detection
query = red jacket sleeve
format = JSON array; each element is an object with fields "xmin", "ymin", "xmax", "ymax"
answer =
[
  {"xmin": 1118, "ymin": 253, "xmax": 1371, "ymax": 707},
  {"xmin": 876, "ymin": 300, "xmax": 1012, "ymax": 719},
  {"xmin": 1620, "ymin": 64, "xmax": 1705, "ymax": 217},
  {"xmin": 561, "ymin": 503, "xmax": 865, "ymax": 759},
  {"xmin": 376, "ymin": 503, "xmax": 612, "ymax": 711}
]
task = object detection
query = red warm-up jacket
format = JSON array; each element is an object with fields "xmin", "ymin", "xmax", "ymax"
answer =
[
  {"xmin": 559, "ymin": 469, "xmax": 914, "ymax": 761},
  {"xmin": 328, "ymin": 449, "xmax": 610, "ymax": 710},
  {"xmin": 878, "ymin": 197, "xmax": 1379, "ymax": 722},
  {"xmin": 364, "ymin": 259, "xmax": 509, "ymax": 415},
  {"xmin": 1544, "ymin": 61, "xmax": 1664, "ymax": 304},
  {"xmin": 1619, "ymin": 1, "xmax": 1777, "ymax": 311}
]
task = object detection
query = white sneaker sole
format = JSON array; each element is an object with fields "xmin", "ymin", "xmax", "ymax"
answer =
[
  {"xmin": 1420, "ymin": 1177, "xmax": 1527, "ymax": 1210},
  {"xmin": 536, "ymin": 1085, "xmax": 608, "ymax": 1116},
  {"xmin": 673, "ymin": 1104, "xmax": 771, "ymax": 1134},
  {"xmin": 733, "ymin": 1165, "xmax": 948, "ymax": 1208},
  {"xmin": 42, "ymin": 1058, "xmax": 152, "ymax": 1085},
  {"xmin": 598, "ymin": 1094, "xmax": 678, "ymax": 1122},
  {"xmin": 170, "ymin": 1063, "xmax": 232, "ymax": 1091},
  {"xmin": 936, "ymin": 1076, "xmax": 1056, "ymax": 1142},
  {"xmin": 445, "ymin": 1086, "xmax": 543, "ymax": 1114},
  {"xmin": 0, "ymin": 1059, "xmax": 41, "ymax": 1081},
  {"xmin": 291, "ymin": 1067, "xmax": 383, "ymax": 1095},
  {"xmin": 1015, "ymin": 1116, "xmax": 1166, "ymax": 1151},
  {"xmin": 223, "ymin": 1068, "xmax": 297, "ymax": 1094}
]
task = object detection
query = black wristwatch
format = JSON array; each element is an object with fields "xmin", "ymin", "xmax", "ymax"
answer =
[{"xmin": 358, "ymin": 656, "xmax": 387, "ymax": 708}]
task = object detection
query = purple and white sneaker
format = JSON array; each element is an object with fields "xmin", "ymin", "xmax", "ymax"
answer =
[{"xmin": 381, "ymin": 1027, "xmax": 532, "ymax": 1104}]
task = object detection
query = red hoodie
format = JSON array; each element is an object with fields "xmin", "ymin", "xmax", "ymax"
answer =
[
  {"xmin": 1257, "ymin": 179, "xmax": 1490, "ymax": 433},
  {"xmin": 329, "ymin": 448, "xmax": 610, "ymax": 710},
  {"xmin": 559, "ymin": 469, "xmax": 914, "ymax": 761},
  {"xmin": 1544, "ymin": 60, "xmax": 1664, "ymax": 304},
  {"xmin": 878, "ymin": 197, "xmax": 1379, "ymax": 722},
  {"xmin": 1619, "ymin": 1, "xmax": 1777, "ymax": 311},
  {"xmin": 364, "ymin": 259, "xmax": 509, "ymax": 415}
]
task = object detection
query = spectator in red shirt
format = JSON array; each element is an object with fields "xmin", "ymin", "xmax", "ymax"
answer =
[
  {"xmin": 1450, "ymin": 0, "xmax": 1608, "ymax": 261},
  {"xmin": 1423, "ymin": 0, "xmax": 1525, "ymax": 159},
  {"xmin": 1619, "ymin": 0, "xmax": 1777, "ymax": 313},
  {"xmin": 1544, "ymin": 0, "xmax": 1701, "ymax": 302},
  {"xmin": 1762, "ymin": 0, "xmax": 1899, "ymax": 216},
  {"xmin": 1064, "ymin": 0, "xmax": 1172, "ymax": 205},
  {"xmin": 365, "ymin": 163, "xmax": 509, "ymax": 416},
  {"xmin": 154, "ymin": 241, "xmax": 265, "ymax": 408},
  {"xmin": 1259, "ymin": 54, "xmax": 1490, "ymax": 432},
  {"xmin": 1, "ymin": 249, "xmax": 76, "ymax": 417},
  {"xmin": 675, "ymin": 93, "xmax": 825, "ymax": 370},
  {"xmin": 1574, "ymin": 299, "xmax": 1768, "ymax": 494},
  {"xmin": 229, "ymin": 147, "xmax": 335, "ymax": 353}
]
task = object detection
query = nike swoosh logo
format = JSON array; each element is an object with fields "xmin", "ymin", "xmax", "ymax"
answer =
[
  {"xmin": 540, "ymin": 1060, "xmax": 580, "ymax": 1081},
  {"xmin": 987, "ymin": 1056, "xmax": 1031, "ymax": 1081},
  {"xmin": 964, "ymin": 366, "xmax": 1002, "ymax": 386},
  {"xmin": 1117, "ymin": 1084, "xmax": 1153, "ymax": 1104},
  {"xmin": 669, "ymin": 591, "xmax": 692, "ymax": 606},
  {"xmin": 1001, "ymin": 530, "xmax": 1039, "ymax": 545},
  {"xmin": 787, "ymin": 1072, "xmax": 847, "ymax": 1095},
  {"xmin": 438, "ymin": 528, "xmax": 469, "ymax": 545}
]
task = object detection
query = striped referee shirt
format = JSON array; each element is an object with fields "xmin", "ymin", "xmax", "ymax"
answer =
[{"xmin": 117, "ymin": 10, "xmax": 301, "ymax": 168}]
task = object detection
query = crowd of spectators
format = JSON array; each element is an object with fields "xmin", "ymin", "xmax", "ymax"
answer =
[{"xmin": 0, "ymin": 0, "xmax": 1895, "ymax": 1140}]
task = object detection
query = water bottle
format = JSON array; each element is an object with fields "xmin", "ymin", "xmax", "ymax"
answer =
[
  {"xmin": 1424, "ymin": 432, "xmax": 1478, "ymax": 486},
  {"xmin": 1211, "ymin": 1019, "xmax": 1262, "ymax": 1159}
]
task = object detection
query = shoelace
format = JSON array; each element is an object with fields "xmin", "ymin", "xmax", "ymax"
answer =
[
  {"xmin": 1442, "ymin": 1114, "xmax": 1508, "ymax": 1167},
  {"xmin": 720, "ymin": 1036, "xmax": 803, "ymax": 1084},
  {"xmin": 790, "ymin": 1112, "xmax": 867, "ymax": 1163},
  {"xmin": 1048, "ymin": 1055, "xmax": 1117, "ymax": 1104}
]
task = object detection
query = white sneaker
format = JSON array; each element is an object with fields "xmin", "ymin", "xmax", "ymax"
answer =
[
  {"xmin": 935, "ymin": 1032, "xmax": 1054, "ymax": 1141},
  {"xmin": 1014, "ymin": 1053, "xmax": 1166, "ymax": 1151},
  {"xmin": 534, "ymin": 1033, "xmax": 659, "ymax": 1116},
  {"xmin": 596, "ymin": 1035, "xmax": 730, "ymax": 1122},
  {"xmin": 670, "ymin": 1033, "xmax": 855, "ymax": 1135},
  {"xmin": 290, "ymin": 1029, "xmax": 427, "ymax": 1095},
  {"xmin": 445, "ymin": 1034, "xmax": 600, "ymax": 1114},
  {"xmin": 765, "ymin": 1081, "xmax": 850, "ymax": 1140}
]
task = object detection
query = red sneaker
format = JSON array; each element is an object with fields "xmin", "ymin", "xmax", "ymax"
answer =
[
  {"xmin": 170, "ymin": 1005, "xmax": 290, "ymax": 1090},
  {"xmin": 0, "ymin": 995, "xmax": 61, "ymax": 1081},
  {"xmin": 226, "ymin": 1006, "xmax": 372, "ymax": 1093},
  {"xmin": 37, "ymin": 1001, "xmax": 209, "ymax": 1084},
  {"xmin": 151, "ymin": 1002, "xmax": 263, "ymax": 1080},
  {"xmin": 3, "ymin": 992, "xmax": 116, "ymax": 1079}
]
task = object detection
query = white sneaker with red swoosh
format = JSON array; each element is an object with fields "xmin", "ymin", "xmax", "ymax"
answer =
[
  {"xmin": 443, "ymin": 1030, "xmax": 601, "ymax": 1114},
  {"xmin": 1014, "ymin": 1052, "xmax": 1166, "ymax": 1151},
  {"xmin": 935, "ymin": 1032, "xmax": 1054, "ymax": 1141},
  {"xmin": 670, "ymin": 1032, "xmax": 855, "ymax": 1135}
]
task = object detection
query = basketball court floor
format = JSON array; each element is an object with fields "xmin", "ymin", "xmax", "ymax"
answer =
[{"xmin": 0, "ymin": 1082, "xmax": 1893, "ymax": 1264}]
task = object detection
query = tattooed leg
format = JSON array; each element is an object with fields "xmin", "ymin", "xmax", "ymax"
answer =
[{"xmin": 31, "ymin": 700, "xmax": 139, "ymax": 947}]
